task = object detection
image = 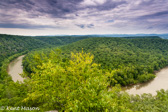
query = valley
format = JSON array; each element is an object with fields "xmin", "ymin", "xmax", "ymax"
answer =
[{"xmin": 1, "ymin": 34, "xmax": 168, "ymax": 111}]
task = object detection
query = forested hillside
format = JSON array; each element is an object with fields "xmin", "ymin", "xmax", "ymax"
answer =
[
  {"xmin": 0, "ymin": 34, "xmax": 49, "ymax": 66},
  {"xmin": 35, "ymin": 36, "xmax": 90, "ymax": 46},
  {"xmin": 2, "ymin": 35, "xmax": 168, "ymax": 111},
  {"xmin": 21, "ymin": 47, "xmax": 168, "ymax": 111},
  {"xmin": 0, "ymin": 34, "xmax": 52, "ymax": 82},
  {"xmin": 0, "ymin": 34, "xmax": 51, "ymax": 111},
  {"xmin": 59, "ymin": 37, "xmax": 168, "ymax": 85},
  {"xmin": 22, "ymin": 37, "xmax": 168, "ymax": 86}
]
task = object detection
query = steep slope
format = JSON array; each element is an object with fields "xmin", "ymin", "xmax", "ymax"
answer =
[
  {"xmin": 0, "ymin": 34, "xmax": 50, "ymax": 79},
  {"xmin": 0, "ymin": 34, "xmax": 49, "ymax": 58}
]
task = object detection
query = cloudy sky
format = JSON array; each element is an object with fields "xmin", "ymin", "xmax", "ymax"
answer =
[{"xmin": 0, "ymin": 0, "xmax": 168, "ymax": 36}]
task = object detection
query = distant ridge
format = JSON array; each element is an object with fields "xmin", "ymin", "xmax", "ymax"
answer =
[
  {"xmin": 34, "ymin": 34, "xmax": 168, "ymax": 39},
  {"xmin": 123, "ymin": 36, "xmax": 161, "ymax": 39},
  {"xmin": 1, "ymin": 33, "xmax": 168, "ymax": 39}
]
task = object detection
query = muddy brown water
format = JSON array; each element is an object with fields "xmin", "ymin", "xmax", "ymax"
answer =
[
  {"xmin": 8, "ymin": 55, "xmax": 59, "ymax": 112},
  {"xmin": 8, "ymin": 55, "xmax": 25, "ymax": 82},
  {"xmin": 124, "ymin": 67, "xmax": 168, "ymax": 95}
]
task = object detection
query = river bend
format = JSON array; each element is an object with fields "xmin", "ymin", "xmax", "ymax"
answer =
[{"xmin": 8, "ymin": 55, "xmax": 25, "ymax": 82}]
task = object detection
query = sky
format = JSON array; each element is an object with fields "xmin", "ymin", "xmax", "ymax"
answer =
[{"xmin": 0, "ymin": 0, "xmax": 168, "ymax": 36}]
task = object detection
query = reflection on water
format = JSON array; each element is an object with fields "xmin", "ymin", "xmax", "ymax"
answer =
[
  {"xmin": 124, "ymin": 67, "xmax": 168, "ymax": 95},
  {"xmin": 8, "ymin": 55, "xmax": 25, "ymax": 82}
]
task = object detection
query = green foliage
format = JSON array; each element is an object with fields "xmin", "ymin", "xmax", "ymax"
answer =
[
  {"xmin": 0, "ymin": 34, "xmax": 50, "ymax": 80},
  {"xmin": 0, "ymin": 52, "xmax": 30, "ymax": 108},
  {"xmin": 35, "ymin": 36, "xmax": 90, "ymax": 46},
  {"xmin": 137, "ymin": 74, "xmax": 155, "ymax": 83},
  {"xmin": 22, "ymin": 50, "xmax": 131, "ymax": 111},
  {"xmin": 2, "ymin": 35, "xmax": 168, "ymax": 111},
  {"xmin": 0, "ymin": 34, "xmax": 51, "ymax": 111},
  {"xmin": 60, "ymin": 37, "xmax": 168, "ymax": 85},
  {"xmin": 0, "ymin": 34, "xmax": 49, "ymax": 58},
  {"xmin": 128, "ymin": 90, "xmax": 168, "ymax": 112},
  {"xmin": 0, "ymin": 52, "xmax": 26, "ymax": 80},
  {"xmin": 22, "ymin": 49, "xmax": 168, "ymax": 111}
]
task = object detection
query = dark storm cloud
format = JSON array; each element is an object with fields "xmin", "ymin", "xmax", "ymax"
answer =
[
  {"xmin": 35, "ymin": 0, "xmax": 84, "ymax": 18},
  {"xmin": 76, "ymin": 24, "xmax": 94, "ymax": 29},
  {"xmin": 87, "ymin": 24, "xmax": 94, "ymax": 28},
  {"xmin": 107, "ymin": 20, "xmax": 114, "ymax": 23},
  {"xmin": 0, "ymin": 0, "xmax": 168, "ymax": 33},
  {"xmin": 93, "ymin": 0, "xmax": 127, "ymax": 11},
  {"xmin": 0, "ymin": 0, "xmax": 126, "ymax": 29},
  {"xmin": 0, "ymin": 0, "xmax": 84, "ymax": 18},
  {"xmin": 0, "ymin": 0, "xmax": 84, "ymax": 29},
  {"xmin": 0, "ymin": 0, "xmax": 127, "ymax": 19},
  {"xmin": 0, "ymin": 23, "xmax": 59, "ymax": 29},
  {"xmin": 0, "ymin": 0, "xmax": 35, "ymax": 11},
  {"xmin": 76, "ymin": 24, "xmax": 85, "ymax": 29},
  {"xmin": 139, "ymin": 10, "xmax": 168, "ymax": 19}
]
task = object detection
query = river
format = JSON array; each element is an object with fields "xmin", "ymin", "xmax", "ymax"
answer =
[
  {"xmin": 124, "ymin": 67, "xmax": 168, "ymax": 95},
  {"xmin": 8, "ymin": 55, "xmax": 58, "ymax": 112},
  {"xmin": 8, "ymin": 55, "xmax": 25, "ymax": 82},
  {"xmin": 7, "ymin": 55, "xmax": 168, "ymax": 95}
]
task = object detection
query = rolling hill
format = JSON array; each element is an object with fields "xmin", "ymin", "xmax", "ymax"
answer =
[
  {"xmin": 60, "ymin": 37, "xmax": 168, "ymax": 85},
  {"xmin": 34, "ymin": 36, "xmax": 90, "ymax": 46}
]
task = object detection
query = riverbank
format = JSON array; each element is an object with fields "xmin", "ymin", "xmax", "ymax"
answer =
[
  {"xmin": 5, "ymin": 52, "xmax": 168, "ymax": 96},
  {"xmin": 8, "ymin": 55, "xmax": 25, "ymax": 82},
  {"xmin": 124, "ymin": 66, "xmax": 168, "ymax": 95},
  {"xmin": 0, "ymin": 52, "xmax": 27, "ymax": 81}
]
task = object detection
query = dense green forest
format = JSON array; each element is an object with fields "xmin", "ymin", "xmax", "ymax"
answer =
[
  {"xmin": 35, "ymin": 36, "xmax": 90, "ymax": 46},
  {"xmin": 1, "ymin": 35, "xmax": 168, "ymax": 111},
  {"xmin": 60, "ymin": 37, "xmax": 168, "ymax": 86},
  {"xmin": 0, "ymin": 34, "xmax": 50, "ymax": 111},
  {"xmin": 18, "ymin": 48, "xmax": 168, "ymax": 111},
  {"xmin": 24, "ymin": 37, "xmax": 168, "ymax": 86},
  {"xmin": 0, "ymin": 34, "xmax": 49, "ymax": 66},
  {"xmin": 0, "ymin": 34, "xmax": 51, "ymax": 81}
]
